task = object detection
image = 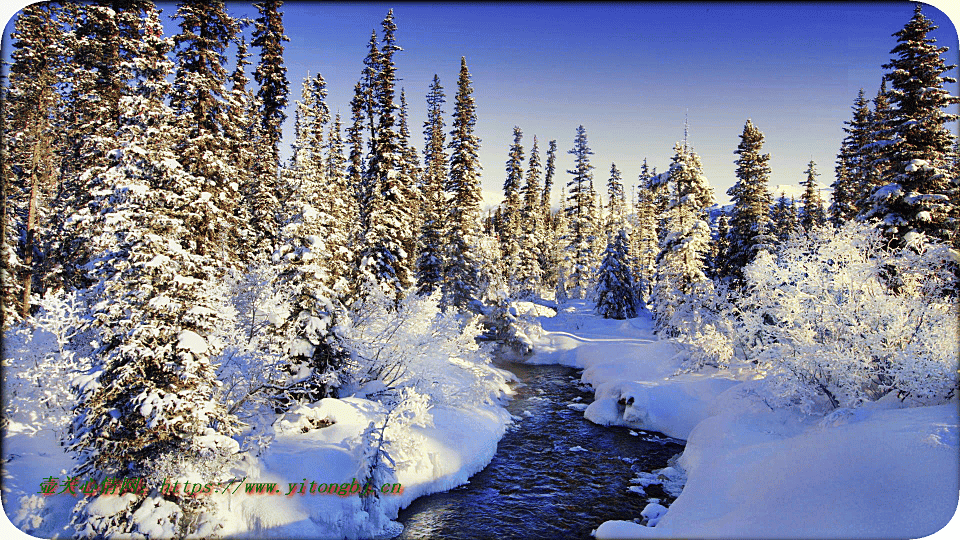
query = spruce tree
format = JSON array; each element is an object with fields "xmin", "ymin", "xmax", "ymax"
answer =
[
  {"xmin": 724, "ymin": 119, "xmax": 774, "ymax": 282},
  {"xmin": 606, "ymin": 163, "xmax": 627, "ymax": 235},
  {"xmin": 3, "ymin": 2, "xmax": 63, "ymax": 318},
  {"xmin": 170, "ymin": 0, "xmax": 240, "ymax": 261},
  {"xmin": 595, "ymin": 229, "xmax": 639, "ymax": 319},
  {"xmin": 770, "ymin": 193, "xmax": 800, "ymax": 242},
  {"xmin": 500, "ymin": 126, "xmax": 525, "ymax": 285},
  {"xmin": 858, "ymin": 80, "xmax": 895, "ymax": 219},
  {"xmin": 224, "ymin": 36, "xmax": 258, "ymax": 260},
  {"xmin": 864, "ymin": 5, "xmax": 959, "ymax": 247},
  {"xmin": 71, "ymin": 13, "xmax": 240, "ymax": 534},
  {"xmin": 651, "ymin": 142, "xmax": 715, "ymax": 336},
  {"xmin": 246, "ymin": 0, "xmax": 289, "ymax": 255},
  {"xmin": 274, "ymin": 75, "xmax": 350, "ymax": 401},
  {"xmin": 563, "ymin": 125, "xmax": 597, "ymax": 299},
  {"xmin": 799, "ymin": 160, "xmax": 827, "ymax": 231},
  {"xmin": 359, "ymin": 10, "xmax": 415, "ymax": 299},
  {"xmin": 541, "ymin": 140, "xmax": 558, "ymax": 228},
  {"xmin": 832, "ymin": 90, "xmax": 871, "ymax": 224},
  {"xmin": 537, "ymin": 139, "xmax": 559, "ymax": 287},
  {"xmin": 398, "ymin": 88, "xmax": 423, "ymax": 277},
  {"xmin": 633, "ymin": 160, "xmax": 659, "ymax": 303},
  {"xmin": 416, "ymin": 75, "xmax": 448, "ymax": 296},
  {"xmin": 516, "ymin": 135, "xmax": 544, "ymax": 297},
  {"xmin": 444, "ymin": 57, "xmax": 484, "ymax": 310}
]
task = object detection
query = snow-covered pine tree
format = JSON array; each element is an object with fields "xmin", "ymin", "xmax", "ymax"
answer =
[
  {"xmin": 711, "ymin": 214, "xmax": 731, "ymax": 278},
  {"xmin": 247, "ymin": 0, "xmax": 289, "ymax": 256},
  {"xmin": 563, "ymin": 125, "xmax": 597, "ymax": 299},
  {"xmin": 444, "ymin": 57, "xmax": 484, "ymax": 310},
  {"xmin": 864, "ymin": 5, "xmax": 959, "ymax": 248},
  {"xmin": 515, "ymin": 135, "xmax": 544, "ymax": 298},
  {"xmin": 633, "ymin": 160, "xmax": 659, "ymax": 303},
  {"xmin": 770, "ymin": 193, "xmax": 800, "ymax": 242},
  {"xmin": 724, "ymin": 119, "xmax": 774, "ymax": 283},
  {"xmin": 832, "ymin": 89, "xmax": 871, "ymax": 224},
  {"xmin": 274, "ymin": 106, "xmax": 351, "ymax": 402},
  {"xmin": 859, "ymin": 80, "xmax": 895, "ymax": 217},
  {"xmin": 606, "ymin": 163, "xmax": 627, "ymax": 237},
  {"xmin": 224, "ymin": 36, "xmax": 259, "ymax": 261},
  {"xmin": 595, "ymin": 229, "xmax": 639, "ymax": 319},
  {"xmin": 541, "ymin": 139, "xmax": 558, "ymax": 230},
  {"xmin": 71, "ymin": 12, "xmax": 240, "ymax": 535},
  {"xmin": 52, "ymin": 2, "xmax": 152, "ymax": 292},
  {"xmin": 170, "ymin": 0, "xmax": 241, "ymax": 262},
  {"xmin": 416, "ymin": 75, "xmax": 448, "ymax": 297},
  {"xmin": 324, "ymin": 113, "xmax": 357, "ymax": 299},
  {"xmin": 398, "ymin": 88, "xmax": 423, "ymax": 278},
  {"xmin": 359, "ymin": 10, "xmax": 415, "ymax": 299},
  {"xmin": 500, "ymin": 126, "xmax": 525, "ymax": 287},
  {"xmin": 651, "ymin": 142, "xmax": 715, "ymax": 336},
  {"xmin": 799, "ymin": 160, "xmax": 827, "ymax": 231},
  {"xmin": 3, "ymin": 2, "xmax": 63, "ymax": 319}
]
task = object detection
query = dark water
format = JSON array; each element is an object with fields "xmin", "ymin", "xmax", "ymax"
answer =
[{"xmin": 395, "ymin": 361, "xmax": 684, "ymax": 540}]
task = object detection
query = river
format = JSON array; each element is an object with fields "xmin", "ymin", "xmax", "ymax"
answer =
[{"xmin": 395, "ymin": 360, "xmax": 684, "ymax": 539}]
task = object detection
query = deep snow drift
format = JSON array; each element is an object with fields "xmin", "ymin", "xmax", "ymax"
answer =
[{"xmin": 521, "ymin": 300, "xmax": 959, "ymax": 540}]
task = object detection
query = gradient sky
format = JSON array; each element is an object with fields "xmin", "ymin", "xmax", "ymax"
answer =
[{"xmin": 4, "ymin": 1, "xmax": 959, "ymax": 210}]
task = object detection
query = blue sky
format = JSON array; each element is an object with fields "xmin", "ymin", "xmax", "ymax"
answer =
[{"xmin": 4, "ymin": 1, "xmax": 958, "ymax": 209}]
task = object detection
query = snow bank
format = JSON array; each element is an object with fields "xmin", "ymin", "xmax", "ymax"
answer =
[
  {"xmin": 527, "ymin": 301, "xmax": 743, "ymax": 439},
  {"xmin": 523, "ymin": 301, "xmax": 958, "ymax": 540},
  {"xmin": 210, "ymin": 395, "xmax": 511, "ymax": 538},
  {"xmin": 597, "ymin": 394, "xmax": 959, "ymax": 539}
]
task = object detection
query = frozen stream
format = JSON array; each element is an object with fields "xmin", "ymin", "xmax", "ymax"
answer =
[{"xmin": 396, "ymin": 361, "xmax": 684, "ymax": 539}]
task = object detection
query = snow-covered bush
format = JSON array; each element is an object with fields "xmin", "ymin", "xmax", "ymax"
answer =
[
  {"xmin": 2, "ymin": 289, "xmax": 94, "ymax": 435},
  {"xmin": 346, "ymin": 287, "xmax": 510, "ymax": 409},
  {"xmin": 737, "ymin": 222, "xmax": 958, "ymax": 412}
]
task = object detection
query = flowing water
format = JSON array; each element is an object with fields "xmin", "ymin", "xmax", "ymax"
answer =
[{"xmin": 395, "ymin": 361, "xmax": 684, "ymax": 539}]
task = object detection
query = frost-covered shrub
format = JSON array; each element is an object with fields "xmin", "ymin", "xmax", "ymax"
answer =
[
  {"xmin": 346, "ymin": 287, "xmax": 510, "ymax": 409},
  {"xmin": 2, "ymin": 289, "xmax": 94, "ymax": 435},
  {"xmin": 738, "ymin": 222, "xmax": 958, "ymax": 412}
]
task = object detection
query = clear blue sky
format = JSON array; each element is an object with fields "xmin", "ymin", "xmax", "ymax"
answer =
[{"xmin": 4, "ymin": 1, "xmax": 959, "ymax": 209}]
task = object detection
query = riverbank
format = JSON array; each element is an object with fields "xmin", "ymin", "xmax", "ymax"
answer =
[{"xmin": 521, "ymin": 300, "xmax": 959, "ymax": 539}]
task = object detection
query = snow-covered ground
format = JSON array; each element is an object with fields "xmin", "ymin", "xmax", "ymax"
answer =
[
  {"xmin": 2, "ymin": 314, "xmax": 514, "ymax": 539},
  {"xmin": 522, "ymin": 300, "xmax": 959, "ymax": 540},
  {"xmin": 4, "ymin": 299, "xmax": 957, "ymax": 539}
]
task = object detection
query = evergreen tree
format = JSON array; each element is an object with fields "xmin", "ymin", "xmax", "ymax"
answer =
[
  {"xmin": 563, "ymin": 125, "xmax": 597, "ymax": 299},
  {"xmin": 398, "ymin": 88, "xmax": 422, "ymax": 277},
  {"xmin": 3, "ymin": 2, "xmax": 63, "ymax": 318},
  {"xmin": 359, "ymin": 10, "xmax": 415, "ymax": 299},
  {"xmin": 832, "ymin": 89, "xmax": 871, "ymax": 223},
  {"xmin": 633, "ymin": 160, "xmax": 659, "ymax": 303},
  {"xmin": 170, "ymin": 0, "xmax": 241, "ymax": 261},
  {"xmin": 274, "ymin": 79, "xmax": 350, "ymax": 401},
  {"xmin": 651, "ymin": 142, "xmax": 715, "ymax": 336},
  {"xmin": 770, "ymin": 193, "xmax": 800, "ymax": 242},
  {"xmin": 711, "ymin": 214, "xmax": 731, "ymax": 277},
  {"xmin": 864, "ymin": 5, "xmax": 959, "ymax": 247},
  {"xmin": 541, "ymin": 139, "xmax": 558, "ymax": 229},
  {"xmin": 799, "ymin": 160, "xmax": 827, "ymax": 231},
  {"xmin": 71, "ymin": 13, "xmax": 240, "ymax": 534},
  {"xmin": 516, "ymin": 135, "xmax": 544, "ymax": 297},
  {"xmin": 859, "ymin": 80, "xmax": 895, "ymax": 218},
  {"xmin": 248, "ymin": 0, "xmax": 289, "ymax": 255},
  {"xmin": 724, "ymin": 119, "xmax": 774, "ymax": 282},
  {"xmin": 606, "ymin": 163, "xmax": 627, "ymax": 235},
  {"xmin": 595, "ymin": 229, "xmax": 639, "ymax": 319},
  {"xmin": 416, "ymin": 75, "xmax": 448, "ymax": 297},
  {"xmin": 224, "ymin": 36, "xmax": 258, "ymax": 260},
  {"xmin": 500, "ymin": 126, "xmax": 525, "ymax": 284},
  {"xmin": 444, "ymin": 57, "xmax": 484, "ymax": 310}
]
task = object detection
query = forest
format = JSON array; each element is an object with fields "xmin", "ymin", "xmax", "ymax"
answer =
[{"xmin": 1, "ymin": 2, "xmax": 958, "ymax": 539}]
